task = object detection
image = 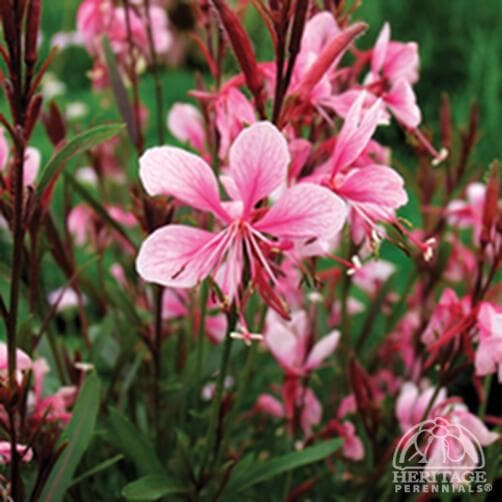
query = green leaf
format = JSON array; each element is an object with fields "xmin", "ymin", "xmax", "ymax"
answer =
[
  {"xmin": 69, "ymin": 454, "xmax": 124, "ymax": 487},
  {"xmin": 106, "ymin": 408, "xmax": 165, "ymax": 476},
  {"xmin": 122, "ymin": 475, "xmax": 185, "ymax": 501},
  {"xmin": 64, "ymin": 173, "xmax": 138, "ymax": 250},
  {"xmin": 226, "ymin": 438, "xmax": 342, "ymax": 494},
  {"xmin": 39, "ymin": 371, "xmax": 101, "ymax": 502},
  {"xmin": 36, "ymin": 123, "xmax": 124, "ymax": 196},
  {"xmin": 103, "ymin": 36, "xmax": 141, "ymax": 149}
]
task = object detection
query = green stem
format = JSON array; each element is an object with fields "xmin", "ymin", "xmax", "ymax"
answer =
[
  {"xmin": 198, "ymin": 303, "xmax": 237, "ymax": 485},
  {"xmin": 478, "ymin": 374, "xmax": 492, "ymax": 419},
  {"xmin": 195, "ymin": 281, "xmax": 210, "ymax": 407}
]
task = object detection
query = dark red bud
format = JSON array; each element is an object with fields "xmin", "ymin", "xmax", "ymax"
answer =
[
  {"xmin": 41, "ymin": 100, "xmax": 67, "ymax": 147},
  {"xmin": 25, "ymin": 0, "xmax": 42, "ymax": 66},
  {"xmin": 210, "ymin": 0, "xmax": 266, "ymax": 117},
  {"xmin": 25, "ymin": 93, "xmax": 43, "ymax": 140},
  {"xmin": 481, "ymin": 162, "xmax": 499, "ymax": 247}
]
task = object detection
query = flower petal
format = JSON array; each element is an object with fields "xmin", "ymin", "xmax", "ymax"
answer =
[
  {"xmin": 331, "ymin": 94, "xmax": 382, "ymax": 174},
  {"xmin": 136, "ymin": 225, "xmax": 225, "ymax": 288},
  {"xmin": 255, "ymin": 183, "xmax": 347, "ymax": 242},
  {"xmin": 385, "ymin": 80, "xmax": 421, "ymax": 128},
  {"xmin": 139, "ymin": 146, "xmax": 228, "ymax": 221},
  {"xmin": 228, "ymin": 121, "xmax": 290, "ymax": 215},
  {"xmin": 337, "ymin": 165, "xmax": 407, "ymax": 222},
  {"xmin": 167, "ymin": 103, "xmax": 206, "ymax": 152},
  {"xmin": 305, "ymin": 330, "xmax": 340, "ymax": 371}
]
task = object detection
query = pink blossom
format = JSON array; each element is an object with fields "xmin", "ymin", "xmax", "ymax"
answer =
[
  {"xmin": 137, "ymin": 121, "xmax": 347, "ymax": 308},
  {"xmin": 352, "ymin": 259, "xmax": 395, "ymax": 294},
  {"xmin": 167, "ymin": 103, "xmax": 206, "ymax": 153},
  {"xmin": 421, "ymin": 288, "xmax": 470, "ymax": 346},
  {"xmin": 29, "ymin": 358, "xmax": 76, "ymax": 424},
  {"xmin": 475, "ymin": 303, "xmax": 502, "ymax": 382},
  {"xmin": 396, "ymin": 381, "xmax": 447, "ymax": 432},
  {"xmin": 48, "ymin": 287, "xmax": 84, "ymax": 312},
  {"xmin": 256, "ymin": 385, "xmax": 322, "ymax": 438},
  {"xmin": 0, "ymin": 442, "xmax": 33, "ymax": 464},
  {"xmin": 0, "ymin": 342, "xmax": 32, "ymax": 373},
  {"xmin": 264, "ymin": 310, "xmax": 340, "ymax": 376},
  {"xmin": 314, "ymin": 94, "xmax": 407, "ymax": 232}
]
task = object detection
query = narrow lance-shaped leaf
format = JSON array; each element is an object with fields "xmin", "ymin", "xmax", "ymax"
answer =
[
  {"xmin": 103, "ymin": 36, "xmax": 141, "ymax": 151},
  {"xmin": 122, "ymin": 475, "xmax": 186, "ymax": 501},
  {"xmin": 39, "ymin": 371, "xmax": 101, "ymax": 502},
  {"xmin": 106, "ymin": 408, "xmax": 165, "ymax": 476},
  {"xmin": 225, "ymin": 438, "xmax": 343, "ymax": 493},
  {"xmin": 36, "ymin": 123, "xmax": 124, "ymax": 196}
]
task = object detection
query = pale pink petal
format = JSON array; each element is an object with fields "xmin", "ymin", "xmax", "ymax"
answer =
[
  {"xmin": 228, "ymin": 122, "xmax": 290, "ymax": 215},
  {"xmin": 23, "ymin": 147, "xmax": 40, "ymax": 186},
  {"xmin": 453, "ymin": 410, "xmax": 499, "ymax": 446},
  {"xmin": 136, "ymin": 225, "xmax": 226, "ymax": 288},
  {"xmin": 265, "ymin": 320, "xmax": 300, "ymax": 374},
  {"xmin": 0, "ymin": 441, "xmax": 33, "ymax": 464},
  {"xmin": 304, "ymin": 330, "xmax": 340, "ymax": 371},
  {"xmin": 167, "ymin": 103, "xmax": 205, "ymax": 152},
  {"xmin": 371, "ymin": 23, "xmax": 390, "ymax": 76},
  {"xmin": 331, "ymin": 95, "xmax": 383, "ymax": 174},
  {"xmin": 301, "ymin": 11, "xmax": 340, "ymax": 54},
  {"xmin": 300, "ymin": 388, "xmax": 322, "ymax": 437},
  {"xmin": 384, "ymin": 42, "xmax": 419, "ymax": 84},
  {"xmin": 341, "ymin": 421, "xmax": 365, "ymax": 461},
  {"xmin": 289, "ymin": 138, "xmax": 311, "ymax": 181},
  {"xmin": 139, "ymin": 147, "xmax": 229, "ymax": 221},
  {"xmin": 255, "ymin": 183, "xmax": 347, "ymax": 242},
  {"xmin": 385, "ymin": 80, "xmax": 421, "ymax": 128},
  {"xmin": 0, "ymin": 342, "xmax": 32, "ymax": 372},
  {"xmin": 396, "ymin": 382, "xmax": 419, "ymax": 431},
  {"xmin": 162, "ymin": 288, "xmax": 188, "ymax": 319},
  {"xmin": 337, "ymin": 165, "xmax": 407, "ymax": 222},
  {"xmin": 475, "ymin": 337, "xmax": 502, "ymax": 378},
  {"xmin": 256, "ymin": 394, "xmax": 284, "ymax": 418},
  {"xmin": 0, "ymin": 127, "xmax": 8, "ymax": 170},
  {"xmin": 214, "ymin": 238, "xmax": 244, "ymax": 300}
]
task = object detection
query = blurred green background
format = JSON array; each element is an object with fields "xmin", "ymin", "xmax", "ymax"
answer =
[{"xmin": 40, "ymin": 0, "xmax": 502, "ymax": 164}]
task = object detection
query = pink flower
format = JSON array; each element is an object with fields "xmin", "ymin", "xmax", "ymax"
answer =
[
  {"xmin": 325, "ymin": 420, "xmax": 365, "ymax": 461},
  {"xmin": 421, "ymin": 288, "xmax": 470, "ymax": 346},
  {"xmin": 475, "ymin": 303, "xmax": 502, "ymax": 382},
  {"xmin": 0, "ymin": 128, "xmax": 40, "ymax": 187},
  {"xmin": 0, "ymin": 342, "xmax": 32, "ymax": 373},
  {"xmin": 352, "ymin": 259, "xmax": 395, "ymax": 294},
  {"xmin": 215, "ymin": 88, "xmax": 256, "ymax": 159},
  {"xmin": 396, "ymin": 381, "xmax": 447, "ymax": 432},
  {"xmin": 0, "ymin": 442, "xmax": 33, "ymax": 464},
  {"xmin": 256, "ymin": 384, "xmax": 322, "ymax": 438},
  {"xmin": 370, "ymin": 23, "xmax": 419, "ymax": 86},
  {"xmin": 313, "ymin": 94, "xmax": 407, "ymax": 232},
  {"xmin": 264, "ymin": 310, "xmax": 340, "ymax": 376},
  {"xmin": 48, "ymin": 287, "xmax": 83, "ymax": 312},
  {"xmin": 0, "ymin": 127, "xmax": 8, "ymax": 170},
  {"xmin": 136, "ymin": 121, "xmax": 347, "ymax": 307},
  {"xmin": 331, "ymin": 24, "xmax": 421, "ymax": 128},
  {"xmin": 29, "ymin": 358, "xmax": 76, "ymax": 424},
  {"xmin": 167, "ymin": 103, "xmax": 206, "ymax": 153},
  {"xmin": 447, "ymin": 182, "xmax": 498, "ymax": 243}
]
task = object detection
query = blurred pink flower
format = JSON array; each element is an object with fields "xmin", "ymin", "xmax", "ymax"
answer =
[{"xmin": 264, "ymin": 310, "xmax": 340, "ymax": 376}]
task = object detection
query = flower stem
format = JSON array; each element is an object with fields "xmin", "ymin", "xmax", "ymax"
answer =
[{"xmin": 198, "ymin": 302, "xmax": 237, "ymax": 485}]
